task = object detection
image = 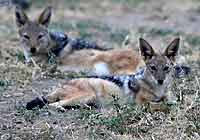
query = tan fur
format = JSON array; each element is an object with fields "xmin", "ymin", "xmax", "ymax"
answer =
[
  {"xmin": 47, "ymin": 78, "xmax": 123, "ymax": 108},
  {"xmin": 58, "ymin": 48, "xmax": 141, "ymax": 75}
]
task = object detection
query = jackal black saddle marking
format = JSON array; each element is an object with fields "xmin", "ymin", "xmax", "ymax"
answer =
[{"xmin": 49, "ymin": 31, "xmax": 109, "ymax": 56}]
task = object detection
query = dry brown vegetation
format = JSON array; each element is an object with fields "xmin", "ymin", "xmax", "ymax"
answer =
[{"xmin": 0, "ymin": 0, "xmax": 199, "ymax": 139}]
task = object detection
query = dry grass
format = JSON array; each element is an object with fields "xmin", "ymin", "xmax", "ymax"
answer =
[{"xmin": 0, "ymin": 0, "xmax": 199, "ymax": 139}]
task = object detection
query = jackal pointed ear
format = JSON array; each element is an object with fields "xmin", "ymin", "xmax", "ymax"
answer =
[
  {"xmin": 164, "ymin": 38, "xmax": 180, "ymax": 62},
  {"xmin": 38, "ymin": 6, "xmax": 52, "ymax": 27},
  {"xmin": 139, "ymin": 38, "xmax": 155, "ymax": 62},
  {"xmin": 15, "ymin": 7, "xmax": 29, "ymax": 28}
]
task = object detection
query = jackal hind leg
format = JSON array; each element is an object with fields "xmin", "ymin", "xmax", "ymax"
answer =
[{"xmin": 48, "ymin": 93, "xmax": 96, "ymax": 111}]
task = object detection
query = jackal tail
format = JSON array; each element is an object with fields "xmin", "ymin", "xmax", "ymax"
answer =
[{"xmin": 26, "ymin": 96, "xmax": 48, "ymax": 110}]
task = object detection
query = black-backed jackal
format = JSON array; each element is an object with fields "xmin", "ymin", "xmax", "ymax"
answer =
[{"xmin": 15, "ymin": 6, "xmax": 141, "ymax": 75}]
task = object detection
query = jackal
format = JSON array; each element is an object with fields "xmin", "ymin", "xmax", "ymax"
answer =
[
  {"xmin": 26, "ymin": 38, "xmax": 190, "ymax": 110},
  {"xmin": 15, "ymin": 6, "xmax": 141, "ymax": 75}
]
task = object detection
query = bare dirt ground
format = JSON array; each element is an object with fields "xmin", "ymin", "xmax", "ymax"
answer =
[{"xmin": 0, "ymin": 0, "xmax": 199, "ymax": 139}]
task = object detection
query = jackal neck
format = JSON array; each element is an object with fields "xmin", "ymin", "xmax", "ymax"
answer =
[{"xmin": 49, "ymin": 32, "xmax": 69, "ymax": 56}]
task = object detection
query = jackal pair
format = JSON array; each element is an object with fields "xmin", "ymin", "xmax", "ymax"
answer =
[{"xmin": 16, "ymin": 7, "xmax": 190, "ymax": 109}]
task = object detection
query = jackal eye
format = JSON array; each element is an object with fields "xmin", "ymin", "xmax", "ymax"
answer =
[
  {"xmin": 37, "ymin": 33, "xmax": 44, "ymax": 40},
  {"xmin": 163, "ymin": 66, "xmax": 170, "ymax": 71},
  {"xmin": 23, "ymin": 34, "xmax": 30, "ymax": 40},
  {"xmin": 150, "ymin": 65, "xmax": 157, "ymax": 71}
]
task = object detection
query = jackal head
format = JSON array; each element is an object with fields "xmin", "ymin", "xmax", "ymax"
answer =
[
  {"xmin": 139, "ymin": 38, "xmax": 180, "ymax": 86},
  {"xmin": 15, "ymin": 7, "xmax": 52, "ymax": 58}
]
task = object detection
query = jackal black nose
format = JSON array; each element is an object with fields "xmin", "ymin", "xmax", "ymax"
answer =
[
  {"xmin": 30, "ymin": 48, "xmax": 36, "ymax": 53},
  {"xmin": 157, "ymin": 80, "xmax": 164, "ymax": 85}
]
